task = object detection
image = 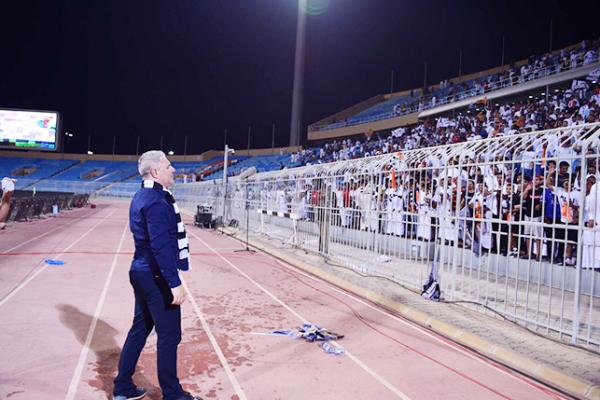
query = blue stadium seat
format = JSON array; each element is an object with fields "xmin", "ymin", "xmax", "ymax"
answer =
[
  {"xmin": 51, "ymin": 160, "xmax": 138, "ymax": 182},
  {"xmin": 204, "ymin": 153, "xmax": 298, "ymax": 180},
  {"xmin": 0, "ymin": 157, "xmax": 80, "ymax": 185}
]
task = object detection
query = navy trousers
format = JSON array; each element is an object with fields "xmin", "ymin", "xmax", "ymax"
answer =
[{"xmin": 114, "ymin": 271, "xmax": 185, "ymax": 400}]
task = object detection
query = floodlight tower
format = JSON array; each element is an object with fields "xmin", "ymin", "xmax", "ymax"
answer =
[{"xmin": 289, "ymin": 0, "xmax": 307, "ymax": 147}]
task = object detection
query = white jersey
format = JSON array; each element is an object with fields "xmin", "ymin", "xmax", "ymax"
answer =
[{"xmin": 582, "ymin": 183, "xmax": 600, "ymax": 269}]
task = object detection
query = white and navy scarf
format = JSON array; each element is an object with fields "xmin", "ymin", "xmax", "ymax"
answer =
[{"xmin": 143, "ymin": 180, "xmax": 190, "ymax": 271}]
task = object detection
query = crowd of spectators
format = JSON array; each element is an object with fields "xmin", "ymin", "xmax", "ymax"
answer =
[
  {"xmin": 281, "ymin": 69, "xmax": 600, "ymax": 270},
  {"xmin": 294, "ymin": 68, "xmax": 600, "ymax": 166},
  {"xmin": 424, "ymin": 39, "xmax": 600, "ymax": 108}
]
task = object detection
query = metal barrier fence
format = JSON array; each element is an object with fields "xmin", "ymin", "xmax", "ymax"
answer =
[{"xmin": 179, "ymin": 123, "xmax": 600, "ymax": 351}]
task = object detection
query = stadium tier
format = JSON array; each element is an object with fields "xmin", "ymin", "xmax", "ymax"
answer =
[
  {"xmin": 121, "ymin": 158, "xmax": 235, "ymax": 183},
  {"xmin": 295, "ymin": 67, "xmax": 600, "ymax": 166},
  {"xmin": 51, "ymin": 160, "xmax": 138, "ymax": 182},
  {"xmin": 203, "ymin": 153, "xmax": 301, "ymax": 180},
  {"xmin": 311, "ymin": 40, "xmax": 599, "ymax": 132},
  {"xmin": 0, "ymin": 157, "xmax": 79, "ymax": 185},
  {"xmin": 172, "ymin": 156, "xmax": 249, "ymax": 181}
]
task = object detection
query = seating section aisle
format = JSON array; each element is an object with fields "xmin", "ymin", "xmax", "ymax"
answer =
[{"xmin": 295, "ymin": 68, "xmax": 600, "ymax": 166}]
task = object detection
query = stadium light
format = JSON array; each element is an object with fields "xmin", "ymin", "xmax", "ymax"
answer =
[
  {"xmin": 87, "ymin": 151, "xmax": 93, "ymax": 155},
  {"xmin": 168, "ymin": 150, "xmax": 174, "ymax": 155}
]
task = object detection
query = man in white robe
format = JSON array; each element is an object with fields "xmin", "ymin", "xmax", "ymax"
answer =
[
  {"xmin": 357, "ymin": 184, "xmax": 372, "ymax": 231},
  {"xmin": 390, "ymin": 188, "xmax": 405, "ymax": 236},
  {"xmin": 583, "ymin": 179, "xmax": 600, "ymax": 269}
]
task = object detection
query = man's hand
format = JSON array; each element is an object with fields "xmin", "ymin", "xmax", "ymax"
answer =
[{"xmin": 171, "ymin": 285, "xmax": 186, "ymax": 305}]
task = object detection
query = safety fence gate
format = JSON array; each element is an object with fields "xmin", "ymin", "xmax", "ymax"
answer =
[{"xmin": 173, "ymin": 123, "xmax": 600, "ymax": 351}]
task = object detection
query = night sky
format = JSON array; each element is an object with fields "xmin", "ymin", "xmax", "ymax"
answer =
[{"xmin": 1, "ymin": 0, "xmax": 599, "ymax": 155}]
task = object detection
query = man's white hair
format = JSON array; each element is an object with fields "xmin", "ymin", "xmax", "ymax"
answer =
[{"xmin": 138, "ymin": 150, "xmax": 166, "ymax": 177}]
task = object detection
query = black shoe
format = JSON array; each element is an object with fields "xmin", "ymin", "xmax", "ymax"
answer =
[
  {"xmin": 175, "ymin": 391, "xmax": 203, "ymax": 400},
  {"xmin": 113, "ymin": 387, "xmax": 147, "ymax": 400}
]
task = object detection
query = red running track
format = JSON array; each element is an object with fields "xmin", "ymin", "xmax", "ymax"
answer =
[{"xmin": 0, "ymin": 200, "xmax": 573, "ymax": 400}]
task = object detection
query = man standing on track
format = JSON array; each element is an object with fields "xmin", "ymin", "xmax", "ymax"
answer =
[{"xmin": 113, "ymin": 150, "xmax": 202, "ymax": 400}]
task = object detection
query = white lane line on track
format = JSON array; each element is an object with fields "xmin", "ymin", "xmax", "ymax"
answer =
[
  {"xmin": 0, "ymin": 209, "xmax": 118, "ymax": 309},
  {"xmin": 0, "ymin": 208, "xmax": 95, "ymax": 254},
  {"xmin": 181, "ymin": 275, "xmax": 248, "ymax": 400},
  {"xmin": 65, "ymin": 221, "xmax": 129, "ymax": 400},
  {"xmin": 188, "ymin": 230, "xmax": 412, "ymax": 400}
]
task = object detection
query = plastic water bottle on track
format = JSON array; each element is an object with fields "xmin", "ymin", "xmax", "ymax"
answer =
[{"xmin": 320, "ymin": 341, "xmax": 344, "ymax": 355}]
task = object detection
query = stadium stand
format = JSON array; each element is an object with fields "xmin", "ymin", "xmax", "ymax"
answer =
[
  {"xmin": 173, "ymin": 156, "xmax": 248, "ymax": 181},
  {"xmin": 0, "ymin": 157, "xmax": 80, "ymax": 187},
  {"xmin": 120, "ymin": 156, "xmax": 250, "ymax": 182},
  {"xmin": 51, "ymin": 160, "xmax": 138, "ymax": 182},
  {"xmin": 310, "ymin": 39, "xmax": 599, "ymax": 132},
  {"xmin": 203, "ymin": 153, "xmax": 301, "ymax": 180}
]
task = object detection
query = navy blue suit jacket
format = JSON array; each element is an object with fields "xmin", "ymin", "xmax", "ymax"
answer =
[{"xmin": 129, "ymin": 183, "xmax": 182, "ymax": 288}]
